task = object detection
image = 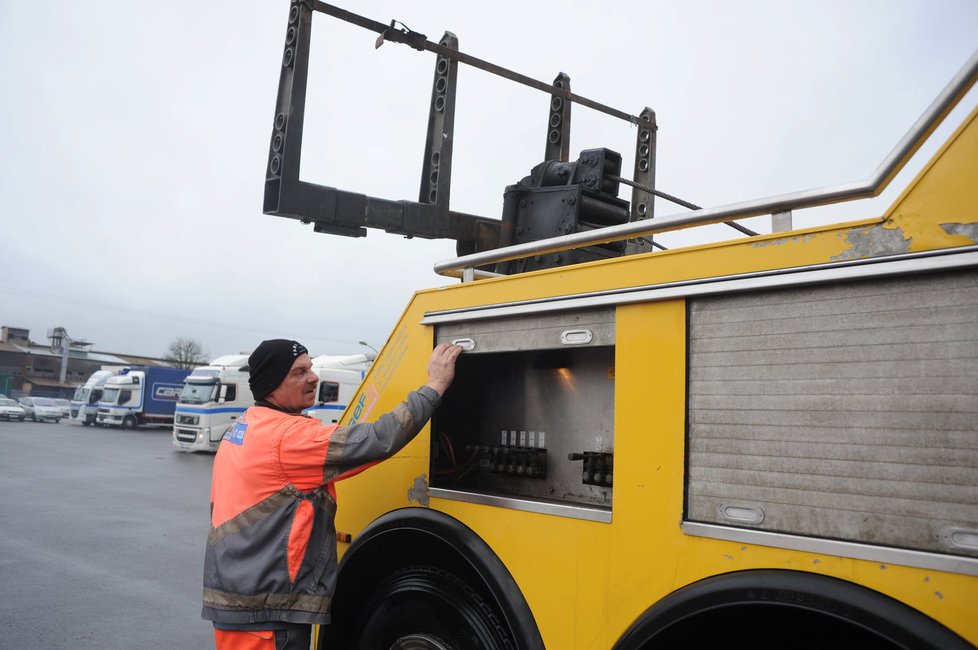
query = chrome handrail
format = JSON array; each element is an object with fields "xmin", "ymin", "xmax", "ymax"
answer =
[{"xmin": 434, "ymin": 49, "xmax": 978, "ymax": 280}]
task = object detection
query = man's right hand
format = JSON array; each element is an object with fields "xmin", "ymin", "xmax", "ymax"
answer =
[{"xmin": 426, "ymin": 343, "xmax": 462, "ymax": 396}]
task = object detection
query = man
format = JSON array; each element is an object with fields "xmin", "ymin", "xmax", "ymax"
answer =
[{"xmin": 202, "ymin": 339, "xmax": 461, "ymax": 650}]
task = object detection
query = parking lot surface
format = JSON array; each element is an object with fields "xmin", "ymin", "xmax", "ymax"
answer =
[{"xmin": 0, "ymin": 419, "xmax": 216, "ymax": 648}]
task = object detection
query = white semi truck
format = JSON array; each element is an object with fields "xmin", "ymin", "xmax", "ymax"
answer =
[
  {"xmin": 70, "ymin": 367, "xmax": 124, "ymax": 426},
  {"xmin": 172, "ymin": 355, "xmax": 253, "ymax": 452},
  {"xmin": 303, "ymin": 353, "xmax": 374, "ymax": 425}
]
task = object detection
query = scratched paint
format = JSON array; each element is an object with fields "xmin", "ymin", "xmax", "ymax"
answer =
[
  {"xmin": 749, "ymin": 233, "xmax": 816, "ymax": 248},
  {"xmin": 831, "ymin": 225, "xmax": 911, "ymax": 261},
  {"xmin": 941, "ymin": 222, "xmax": 978, "ymax": 243},
  {"xmin": 407, "ymin": 473, "xmax": 429, "ymax": 506}
]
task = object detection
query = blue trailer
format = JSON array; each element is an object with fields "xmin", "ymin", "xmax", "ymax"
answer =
[{"xmin": 96, "ymin": 366, "xmax": 191, "ymax": 429}]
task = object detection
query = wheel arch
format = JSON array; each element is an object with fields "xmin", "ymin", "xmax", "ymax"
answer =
[
  {"xmin": 325, "ymin": 506, "xmax": 544, "ymax": 650},
  {"xmin": 613, "ymin": 569, "xmax": 972, "ymax": 650}
]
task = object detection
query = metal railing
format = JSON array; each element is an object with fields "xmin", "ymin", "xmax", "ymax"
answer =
[{"xmin": 435, "ymin": 49, "xmax": 978, "ymax": 281}]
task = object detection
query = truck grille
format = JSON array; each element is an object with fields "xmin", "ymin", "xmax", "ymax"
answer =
[{"xmin": 175, "ymin": 429, "xmax": 198, "ymax": 443}]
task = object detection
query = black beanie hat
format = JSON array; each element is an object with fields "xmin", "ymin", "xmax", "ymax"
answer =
[{"xmin": 248, "ymin": 339, "xmax": 309, "ymax": 400}]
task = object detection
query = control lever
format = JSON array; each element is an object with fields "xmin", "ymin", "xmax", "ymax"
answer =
[{"xmin": 567, "ymin": 451, "xmax": 613, "ymax": 486}]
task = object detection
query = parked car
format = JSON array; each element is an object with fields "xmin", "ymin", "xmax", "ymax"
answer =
[
  {"xmin": 19, "ymin": 397, "xmax": 62, "ymax": 423},
  {"xmin": 0, "ymin": 398, "xmax": 26, "ymax": 421},
  {"xmin": 54, "ymin": 398, "xmax": 71, "ymax": 418}
]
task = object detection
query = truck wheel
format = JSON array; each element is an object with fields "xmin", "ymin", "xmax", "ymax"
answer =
[
  {"xmin": 348, "ymin": 565, "xmax": 512, "ymax": 650},
  {"xmin": 122, "ymin": 415, "xmax": 137, "ymax": 429}
]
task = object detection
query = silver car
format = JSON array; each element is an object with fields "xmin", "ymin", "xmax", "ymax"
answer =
[
  {"xmin": 19, "ymin": 397, "xmax": 62, "ymax": 423},
  {"xmin": 0, "ymin": 398, "xmax": 26, "ymax": 421},
  {"xmin": 54, "ymin": 398, "xmax": 71, "ymax": 418}
]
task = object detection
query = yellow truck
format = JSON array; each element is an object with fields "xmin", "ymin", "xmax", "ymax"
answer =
[{"xmin": 264, "ymin": 4, "xmax": 978, "ymax": 647}]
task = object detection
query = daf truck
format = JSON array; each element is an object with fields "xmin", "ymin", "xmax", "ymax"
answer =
[
  {"xmin": 261, "ymin": 5, "xmax": 978, "ymax": 649},
  {"xmin": 303, "ymin": 353, "xmax": 374, "ymax": 425},
  {"xmin": 95, "ymin": 366, "xmax": 190, "ymax": 429},
  {"xmin": 172, "ymin": 355, "xmax": 253, "ymax": 452}
]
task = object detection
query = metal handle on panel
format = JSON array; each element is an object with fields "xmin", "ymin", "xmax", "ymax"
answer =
[
  {"xmin": 942, "ymin": 527, "xmax": 978, "ymax": 553},
  {"xmin": 452, "ymin": 338, "xmax": 475, "ymax": 351},
  {"xmin": 717, "ymin": 503, "xmax": 765, "ymax": 525},
  {"xmin": 560, "ymin": 329, "xmax": 593, "ymax": 345}
]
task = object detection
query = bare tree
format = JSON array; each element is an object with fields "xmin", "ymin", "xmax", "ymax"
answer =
[{"xmin": 165, "ymin": 337, "xmax": 209, "ymax": 369}]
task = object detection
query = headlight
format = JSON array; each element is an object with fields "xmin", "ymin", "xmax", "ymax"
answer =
[{"xmin": 176, "ymin": 414, "xmax": 199, "ymax": 425}]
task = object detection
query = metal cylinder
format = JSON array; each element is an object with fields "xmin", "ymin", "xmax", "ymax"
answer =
[{"xmin": 581, "ymin": 194, "xmax": 629, "ymax": 225}]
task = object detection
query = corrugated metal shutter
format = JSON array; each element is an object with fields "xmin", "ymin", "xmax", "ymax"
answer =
[{"xmin": 686, "ymin": 269, "xmax": 978, "ymax": 556}]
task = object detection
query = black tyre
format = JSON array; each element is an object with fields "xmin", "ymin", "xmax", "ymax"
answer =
[
  {"xmin": 350, "ymin": 565, "xmax": 513, "ymax": 650},
  {"xmin": 122, "ymin": 415, "xmax": 137, "ymax": 429},
  {"xmin": 81, "ymin": 419, "xmax": 91, "ymax": 426}
]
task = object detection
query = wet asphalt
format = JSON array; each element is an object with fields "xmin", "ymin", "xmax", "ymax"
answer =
[{"xmin": 0, "ymin": 418, "xmax": 217, "ymax": 648}]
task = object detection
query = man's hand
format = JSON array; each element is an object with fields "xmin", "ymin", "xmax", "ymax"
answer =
[{"xmin": 425, "ymin": 343, "xmax": 463, "ymax": 396}]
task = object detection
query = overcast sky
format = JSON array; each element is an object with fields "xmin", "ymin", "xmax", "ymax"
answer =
[{"xmin": 1, "ymin": 1, "xmax": 976, "ymax": 362}]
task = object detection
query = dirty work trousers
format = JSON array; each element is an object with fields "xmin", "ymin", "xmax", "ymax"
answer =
[{"xmin": 214, "ymin": 626, "xmax": 312, "ymax": 650}]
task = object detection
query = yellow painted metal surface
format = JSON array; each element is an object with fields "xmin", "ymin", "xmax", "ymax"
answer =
[{"xmin": 331, "ymin": 105, "xmax": 978, "ymax": 647}]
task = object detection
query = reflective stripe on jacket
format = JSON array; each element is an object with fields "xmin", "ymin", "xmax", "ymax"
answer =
[{"xmin": 202, "ymin": 386, "xmax": 441, "ymax": 626}]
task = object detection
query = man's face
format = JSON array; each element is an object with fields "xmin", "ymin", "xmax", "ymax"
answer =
[{"xmin": 265, "ymin": 353, "xmax": 318, "ymax": 412}]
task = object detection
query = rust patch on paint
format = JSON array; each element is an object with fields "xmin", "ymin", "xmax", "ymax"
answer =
[
  {"xmin": 407, "ymin": 473, "xmax": 429, "ymax": 506},
  {"xmin": 831, "ymin": 225, "xmax": 911, "ymax": 261}
]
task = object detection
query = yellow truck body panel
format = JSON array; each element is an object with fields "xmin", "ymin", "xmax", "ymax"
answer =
[{"xmin": 328, "ymin": 104, "xmax": 978, "ymax": 648}]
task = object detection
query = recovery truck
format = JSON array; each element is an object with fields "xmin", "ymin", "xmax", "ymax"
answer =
[
  {"xmin": 303, "ymin": 353, "xmax": 374, "ymax": 425},
  {"xmin": 96, "ymin": 366, "xmax": 190, "ymax": 429},
  {"xmin": 261, "ymin": 4, "xmax": 978, "ymax": 648},
  {"xmin": 172, "ymin": 355, "xmax": 253, "ymax": 452}
]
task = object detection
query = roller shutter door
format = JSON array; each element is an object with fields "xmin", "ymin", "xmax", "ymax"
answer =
[{"xmin": 686, "ymin": 269, "xmax": 978, "ymax": 556}]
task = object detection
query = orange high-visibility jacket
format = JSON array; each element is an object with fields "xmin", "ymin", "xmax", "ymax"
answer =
[{"xmin": 202, "ymin": 386, "xmax": 440, "ymax": 626}]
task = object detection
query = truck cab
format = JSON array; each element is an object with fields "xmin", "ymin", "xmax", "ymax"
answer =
[
  {"xmin": 71, "ymin": 368, "xmax": 122, "ymax": 425},
  {"xmin": 303, "ymin": 353, "xmax": 374, "ymax": 425},
  {"xmin": 172, "ymin": 355, "xmax": 253, "ymax": 452}
]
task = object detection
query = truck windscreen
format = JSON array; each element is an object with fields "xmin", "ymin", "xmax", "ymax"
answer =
[{"xmin": 179, "ymin": 380, "xmax": 218, "ymax": 405}]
